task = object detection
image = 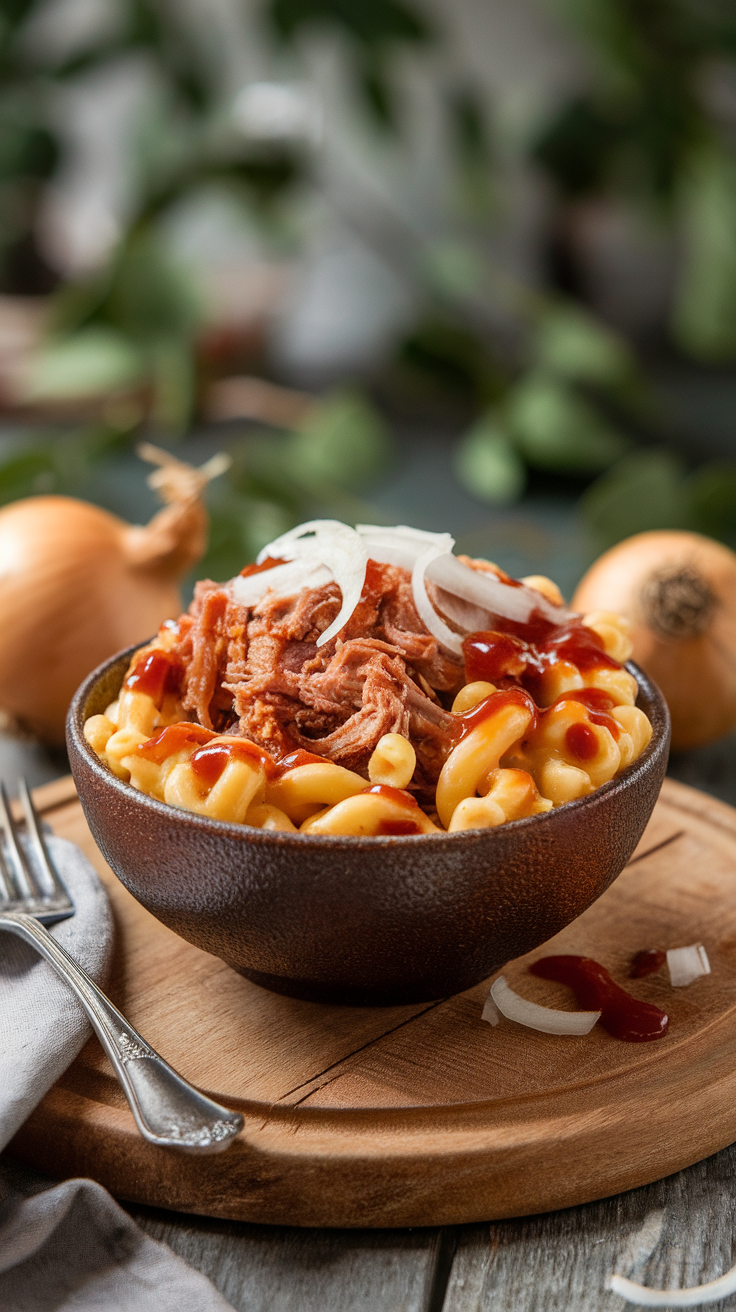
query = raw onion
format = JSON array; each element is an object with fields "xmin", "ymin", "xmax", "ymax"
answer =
[
  {"xmin": 249, "ymin": 519, "xmax": 570, "ymax": 656},
  {"xmin": 489, "ymin": 975, "xmax": 601, "ymax": 1036},
  {"xmin": 572, "ymin": 531, "xmax": 736, "ymax": 750},
  {"xmin": 607, "ymin": 1268, "xmax": 736, "ymax": 1306},
  {"xmin": 667, "ymin": 944, "xmax": 711, "ymax": 987},
  {"xmin": 0, "ymin": 444, "xmax": 226, "ymax": 744},
  {"xmin": 255, "ymin": 520, "xmax": 368, "ymax": 646}
]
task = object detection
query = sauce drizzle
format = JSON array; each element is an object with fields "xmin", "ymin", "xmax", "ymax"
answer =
[
  {"xmin": 630, "ymin": 948, "xmax": 666, "ymax": 979},
  {"xmin": 530, "ymin": 955, "xmax": 669, "ymax": 1042}
]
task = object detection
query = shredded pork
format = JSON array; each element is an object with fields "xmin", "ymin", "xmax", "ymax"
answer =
[{"xmin": 165, "ymin": 559, "xmax": 464, "ymax": 791}]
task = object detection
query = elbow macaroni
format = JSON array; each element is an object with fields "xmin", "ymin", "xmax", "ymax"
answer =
[{"xmin": 83, "ymin": 571, "xmax": 653, "ymax": 835}]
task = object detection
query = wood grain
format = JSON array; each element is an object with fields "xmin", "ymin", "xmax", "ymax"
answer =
[{"xmin": 9, "ymin": 776, "xmax": 736, "ymax": 1228}]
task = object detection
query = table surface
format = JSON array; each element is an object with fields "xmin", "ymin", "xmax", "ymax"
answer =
[{"xmin": 6, "ymin": 431, "xmax": 736, "ymax": 1310}]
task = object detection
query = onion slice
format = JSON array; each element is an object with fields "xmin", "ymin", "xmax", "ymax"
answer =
[
  {"xmin": 481, "ymin": 993, "xmax": 501, "ymax": 1026},
  {"xmin": 428, "ymin": 552, "xmax": 568, "ymax": 627},
  {"xmin": 607, "ymin": 1268, "xmax": 736, "ymax": 1307},
  {"xmin": 412, "ymin": 541, "xmax": 463, "ymax": 656},
  {"xmin": 489, "ymin": 975, "xmax": 601, "ymax": 1036},
  {"xmin": 231, "ymin": 560, "xmax": 332, "ymax": 608},
  {"xmin": 253, "ymin": 520, "xmax": 368, "ymax": 646},
  {"xmin": 667, "ymin": 944, "xmax": 711, "ymax": 988},
  {"xmin": 241, "ymin": 518, "xmax": 572, "ymax": 653}
]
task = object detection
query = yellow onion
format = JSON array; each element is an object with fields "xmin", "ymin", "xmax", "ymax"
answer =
[
  {"xmin": 0, "ymin": 444, "xmax": 228, "ymax": 744},
  {"xmin": 572, "ymin": 530, "xmax": 736, "ymax": 750}
]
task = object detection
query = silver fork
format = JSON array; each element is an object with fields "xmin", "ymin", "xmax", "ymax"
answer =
[{"xmin": 0, "ymin": 778, "xmax": 244, "ymax": 1153}]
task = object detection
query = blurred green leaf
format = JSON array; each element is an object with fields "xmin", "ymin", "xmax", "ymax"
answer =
[
  {"xmin": 284, "ymin": 390, "xmax": 391, "ymax": 490},
  {"xmin": 688, "ymin": 460, "xmax": 736, "ymax": 543},
  {"xmin": 199, "ymin": 483, "xmax": 295, "ymax": 582},
  {"xmin": 506, "ymin": 372, "xmax": 630, "ymax": 475},
  {"xmin": 672, "ymin": 143, "xmax": 736, "ymax": 361},
  {"xmin": 580, "ymin": 449, "xmax": 692, "ymax": 551},
  {"xmin": 0, "ymin": 425, "xmax": 131, "ymax": 507},
  {"xmin": 422, "ymin": 242, "xmax": 487, "ymax": 301},
  {"xmin": 454, "ymin": 413, "xmax": 526, "ymax": 505},
  {"xmin": 534, "ymin": 305, "xmax": 636, "ymax": 388},
  {"xmin": 23, "ymin": 328, "xmax": 145, "ymax": 402}
]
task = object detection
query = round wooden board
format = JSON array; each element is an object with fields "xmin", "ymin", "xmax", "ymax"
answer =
[{"xmin": 10, "ymin": 775, "xmax": 736, "ymax": 1228}]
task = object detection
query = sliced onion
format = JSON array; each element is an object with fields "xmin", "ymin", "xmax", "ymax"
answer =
[
  {"xmin": 607, "ymin": 1268, "xmax": 736, "ymax": 1306},
  {"xmin": 412, "ymin": 544, "xmax": 464, "ymax": 655},
  {"xmin": 481, "ymin": 992, "xmax": 501, "ymax": 1026},
  {"xmin": 230, "ymin": 560, "xmax": 331, "ymax": 608},
  {"xmin": 256, "ymin": 519, "xmax": 352, "ymax": 564},
  {"xmin": 490, "ymin": 975, "xmax": 601, "ymax": 1036},
  {"xmin": 241, "ymin": 519, "xmax": 571, "ymax": 651},
  {"xmin": 667, "ymin": 944, "xmax": 711, "ymax": 987},
  {"xmin": 428, "ymin": 553, "xmax": 569, "ymax": 627},
  {"xmin": 254, "ymin": 520, "xmax": 368, "ymax": 646},
  {"xmin": 356, "ymin": 524, "xmax": 456, "ymax": 572}
]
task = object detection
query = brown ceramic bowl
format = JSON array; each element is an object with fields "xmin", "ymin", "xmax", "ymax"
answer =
[{"xmin": 67, "ymin": 647, "xmax": 670, "ymax": 1005}]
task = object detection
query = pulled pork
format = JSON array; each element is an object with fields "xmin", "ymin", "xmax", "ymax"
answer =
[{"xmin": 165, "ymin": 559, "xmax": 464, "ymax": 791}]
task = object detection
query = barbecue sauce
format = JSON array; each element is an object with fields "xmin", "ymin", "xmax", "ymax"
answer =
[
  {"xmin": 530, "ymin": 955, "xmax": 669, "ymax": 1042},
  {"xmin": 137, "ymin": 723, "xmax": 215, "ymax": 763},
  {"xmin": 463, "ymin": 616, "xmax": 620, "ymax": 703},
  {"xmin": 190, "ymin": 738, "xmax": 277, "ymax": 791},
  {"xmin": 630, "ymin": 949, "xmax": 666, "ymax": 979},
  {"xmin": 364, "ymin": 784, "xmax": 423, "ymax": 836},
  {"xmin": 125, "ymin": 650, "xmax": 183, "ymax": 702}
]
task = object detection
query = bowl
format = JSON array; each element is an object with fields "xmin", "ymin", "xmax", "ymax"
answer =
[{"xmin": 67, "ymin": 646, "xmax": 670, "ymax": 1005}]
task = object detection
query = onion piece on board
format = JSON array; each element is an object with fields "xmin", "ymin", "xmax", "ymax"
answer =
[
  {"xmin": 481, "ymin": 993, "xmax": 501, "ymax": 1026},
  {"xmin": 667, "ymin": 944, "xmax": 711, "ymax": 987},
  {"xmin": 607, "ymin": 1267, "xmax": 736, "ymax": 1306},
  {"xmin": 489, "ymin": 976, "xmax": 601, "ymax": 1036}
]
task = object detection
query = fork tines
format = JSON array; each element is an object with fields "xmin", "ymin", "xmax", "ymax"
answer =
[{"xmin": 0, "ymin": 779, "xmax": 74, "ymax": 925}]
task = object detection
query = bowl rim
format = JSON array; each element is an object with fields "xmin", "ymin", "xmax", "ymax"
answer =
[{"xmin": 67, "ymin": 643, "xmax": 670, "ymax": 850}]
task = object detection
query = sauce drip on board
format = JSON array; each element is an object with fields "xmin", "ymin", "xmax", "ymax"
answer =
[
  {"xmin": 529, "ymin": 955, "xmax": 669, "ymax": 1042},
  {"xmin": 630, "ymin": 948, "xmax": 666, "ymax": 979}
]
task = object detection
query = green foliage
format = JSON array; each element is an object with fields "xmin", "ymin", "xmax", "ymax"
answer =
[
  {"xmin": 266, "ymin": 0, "xmax": 430, "ymax": 126},
  {"xmin": 0, "ymin": 426, "xmax": 132, "ymax": 508},
  {"xmin": 671, "ymin": 144, "xmax": 736, "ymax": 361},
  {"xmin": 24, "ymin": 329, "xmax": 145, "ymax": 403},
  {"xmin": 283, "ymin": 390, "xmax": 391, "ymax": 491},
  {"xmin": 454, "ymin": 414, "xmax": 526, "ymax": 506},
  {"xmin": 581, "ymin": 448, "xmax": 736, "ymax": 553},
  {"xmin": 533, "ymin": 305, "xmax": 637, "ymax": 389},
  {"xmin": 506, "ymin": 372, "xmax": 630, "ymax": 475}
]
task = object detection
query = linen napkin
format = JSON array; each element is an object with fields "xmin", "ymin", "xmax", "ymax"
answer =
[
  {"xmin": 0, "ymin": 835, "xmax": 236, "ymax": 1311},
  {"xmin": 0, "ymin": 834, "xmax": 114, "ymax": 1150}
]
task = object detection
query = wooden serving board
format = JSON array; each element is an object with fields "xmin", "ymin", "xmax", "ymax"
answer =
[{"xmin": 10, "ymin": 775, "xmax": 736, "ymax": 1228}]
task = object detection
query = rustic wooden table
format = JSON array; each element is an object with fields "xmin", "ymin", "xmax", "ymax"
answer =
[{"xmin": 5, "ymin": 436, "xmax": 736, "ymax": 1309}]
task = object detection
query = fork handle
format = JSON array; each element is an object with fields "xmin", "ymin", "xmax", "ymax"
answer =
[{"xmin": 0, "ymin": 911, "xmax": 243, "ymax": 1153}]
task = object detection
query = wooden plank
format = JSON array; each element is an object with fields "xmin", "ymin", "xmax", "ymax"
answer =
[
  {"xmin": 12, "ymin": 776, "xmax": 736, "ymax": 1227},
  {"xmin": 128, "ymin": 1206, "xmax": 448, "ymax": 1312},
  {"xmin": 444, "ymin": 1141, "xmax": 736, "ymax": 1311}
]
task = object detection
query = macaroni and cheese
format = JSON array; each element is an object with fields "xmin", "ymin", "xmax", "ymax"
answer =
[{"xmin": 84, "ymin": 524, "xmax": 652, "ymax": 836}]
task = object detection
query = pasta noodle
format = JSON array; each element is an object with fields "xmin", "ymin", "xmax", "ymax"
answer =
[{"xmin": 83, "ymin": 525, "xmax": 654, "ymax": 836}]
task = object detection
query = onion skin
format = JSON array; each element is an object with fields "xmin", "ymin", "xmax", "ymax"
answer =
[
  {"xmin": 572, "ymin": 530, "xmax": 736, "ymax": 751},
  {"xmin": 0, "ymin": 450, "xmax": 217, "ymax": 744}
]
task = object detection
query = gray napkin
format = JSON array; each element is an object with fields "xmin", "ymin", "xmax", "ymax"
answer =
[
  {"xmin": 0, "ymin": 835, "xmax": 114, "ymax": 1151},
  {"xmin": 0, "ymin": 836, "xmax": 236, "ymax": 1311}
]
